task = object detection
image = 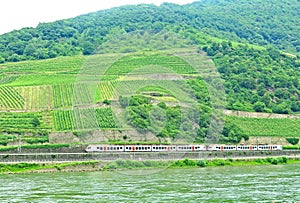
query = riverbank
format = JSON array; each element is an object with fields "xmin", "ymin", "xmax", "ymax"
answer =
[{"xmin": 1, "ymin": 156, "xmax": 300, "ymax": 174}]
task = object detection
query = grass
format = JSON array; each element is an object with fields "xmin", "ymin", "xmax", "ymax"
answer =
[
  {"xmin": 283, "ymin": 145, "xmax": 300, "ymax": 150},
  {"xmin": 0, "ymin": 161, "xmax": 98, "ymax": 174},
  {"xmin": 0, "ymin": 143, "xmax": 70, "ymax": 152}
]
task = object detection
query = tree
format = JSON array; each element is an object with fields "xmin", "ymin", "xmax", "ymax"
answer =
[
  {"xmin": 82, "ymin": 41, "xmax": 95, "ymax": 55},
  {"xmin": 0, "ymin": 56, "xmax": 5, "ymax": 63},
  {"xmin": 286, "ymin": 137, "xmax": 299, "ymax": 145},
  {"xmin": 31, "ymin": 117, "xmax": 40, "ymax": 128},
  {"xmin": 222, "ymin": 120, "xmax": 247, "ymax": 143},
  {"xmin": 253, "ymin": 101, "xmax": 266, "ymax": 112}
]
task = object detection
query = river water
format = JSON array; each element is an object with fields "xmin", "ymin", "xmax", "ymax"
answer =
[{"xmin": 0, "ymin": 164, "xmax": 299, "ymax": 202}]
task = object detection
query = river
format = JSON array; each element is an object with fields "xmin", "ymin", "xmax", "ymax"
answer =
[{"xmin": 0, "ymin": 164, "xmax": 299, "ymax": 202}]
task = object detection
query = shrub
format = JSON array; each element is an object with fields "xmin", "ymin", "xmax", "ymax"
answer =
[
  {"xmin": 103, "ymin": 99, "xmax": 111, "ymax": 105},
  {"xmin": 286, "ymin": 138, "xmax": 299, "ymax": 145},
  {"xmin": 197, "ymin": 160, "xmax": 206, "ymax": 167},
  {"xmin": 271, "ymin": 158, "xmax": 278, "ymax": 165}
]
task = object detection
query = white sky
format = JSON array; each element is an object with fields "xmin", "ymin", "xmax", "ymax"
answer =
[{"xmin": 0, "ymin": 0, "xmax": 196, "ymax": 35}]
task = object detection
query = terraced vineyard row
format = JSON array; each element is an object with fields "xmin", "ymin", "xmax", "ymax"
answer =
[
  {"xmin": 53, "ymin": 84, "xmax": 74, "ymax": 108},
  {"xmin": 0, "ymin": 112, "xmax": 50, "ymax": 133},
  {"xmin": 105, "ymin": 54, "xmax": 197, "ymax": 77},
  {"xmin": 1, "ymin": 82, "xmax": 96, "ymax": 111},
  {"xmin": 0, "ymin": 87, "xmax": 24, "ymax": 110},
  {"xmin": 95, "ymin": 108, "xmax": 118, "ymax": 129},
  {"xmin": 113, "ymin": 80, "xmax": 193, "ymax": 102},
  {"xmin": 0, "ymin": 75, "xmax": 20, "ymax": 85},
  {"xmin": 0, "ymin": 55, "xmax": 85, "ymax": 74},
  {"xmin": 53, "ymin": 83, "xmax": 93, "ymax": 108},
  {"xmin": 53, "ymin": 108, "xmax": 118, "ymax": 131},
  {"xmin": 96, "ymin": 81, "xmax": 117, "ymax": 101},
  {"xmin": 17, "ymin": 86, "xmax": 54, "ymax": 110}
]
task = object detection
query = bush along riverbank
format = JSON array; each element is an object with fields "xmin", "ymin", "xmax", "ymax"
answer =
[
  {"xmin": 103, "ymin": 157, "xmax": 299, "ymax": 170},
  {"xmin": 0, "ymin": 161, "xmax": 102, "ymax": 174},
  {"xmin": 1, "ymin": 157, "xmax": 299, "ymax": 174}
]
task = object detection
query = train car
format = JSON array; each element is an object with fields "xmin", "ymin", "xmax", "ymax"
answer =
[
  {"xmin": 176, "ymin": 145, "xmax": 206, "ymax": 152},
  {"xmin": 124, "ymin": 145, "xmax": 152, "ymax": 152},
  {"xmin": 257, "ymin": 145, "xmax": 282, "ymax": 151},
  {"xmin": 85, "ymin": 145, "xmax": 124, "ymax": 152},
  {"xmin": 151, "ymin": 145, "xmax": 176, "ymax": 152},
  {"xmin": 236, "ymin": 145, "xmax": 258, "ymax": 151},
  {"xmin": 212, "ymin": 145, "xmax": 237, "ymax": 151}
]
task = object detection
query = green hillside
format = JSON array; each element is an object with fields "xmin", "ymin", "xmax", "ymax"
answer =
[
  {"xmin": 0, "ymin": 0, "xmax": 299, "ymax": 147},
  {"xmin": 0, "ymin": 49, "xmax": 298, "ymax": 146},
  {"xmin": 0, "ymin": 49, "xmax": 219, "ymax": 144}
]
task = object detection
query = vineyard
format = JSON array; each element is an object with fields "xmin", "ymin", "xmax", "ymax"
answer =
[
  {"xmin": 16, "ymin": 85, "xmax": 53, "ymax": 110},
  {"xmin": 0, "ymin": 55, "xmax": 85, "ymax": 74},
  {"xmin": 104, "ymin": 53, "xmax": 197, "ymax": 76},
  {"xmin": 0, "ymin": 75, "xmax": 20, "ymax": 85},
  {"xmin": 0, "ymin": 86, "xmax": 24, "ymax": 110},
  {"xmin": 0, "ymin": 49, "xmax": 298, "ymax": 145},
  {"xmin": 0, "ymin": 112, "xmax": 50, "ymax": 133},
  {"xmin": 53, "ymin": 108, "xmax": 118, "ymax": 131},
  {"xmin": 229, "ymin": 116, "xmax": 300, "ymax": 137}
]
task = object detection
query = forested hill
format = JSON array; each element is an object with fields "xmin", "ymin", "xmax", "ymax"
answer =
[{"xmin": 0, "ymin": 0, "xmax": 300, "ymax": 62}]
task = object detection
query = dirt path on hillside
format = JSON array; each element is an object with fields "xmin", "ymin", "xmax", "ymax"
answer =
[{"xmin": 224, "ymin": 110, "xmax": 300, "ymax": 119}]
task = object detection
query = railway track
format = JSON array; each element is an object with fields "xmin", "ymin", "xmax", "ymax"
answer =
[{"xmin": 1, "ymin": 151, "xmax": 300, "ymax": 163}]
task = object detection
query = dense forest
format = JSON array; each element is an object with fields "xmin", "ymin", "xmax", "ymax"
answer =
[
  {"xmin": 203, "ymin": 42, "xmax": 300, "ymax": 113},
  {"xmin": 0, "ymin": 0, "xmax": 299, "ymax": 63}
]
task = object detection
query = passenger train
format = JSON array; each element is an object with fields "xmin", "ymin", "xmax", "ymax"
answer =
[{"xmin": 85, "ymin": 144, "xmax": 282, "ymax": 152}]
